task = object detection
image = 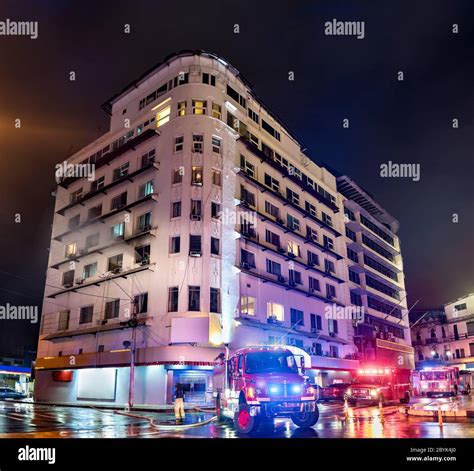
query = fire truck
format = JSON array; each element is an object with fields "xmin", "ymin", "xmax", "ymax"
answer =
[
  {"xmin": 345, "ymin": 367, "xmax": 412, "ymax": 406},
  {"xmin": 213, "ymin": 346, "xmax": 319, "ymax": 434},
  {"xmin": 419, "ymin": 366, "xmax": 461, "ymax": 397}
]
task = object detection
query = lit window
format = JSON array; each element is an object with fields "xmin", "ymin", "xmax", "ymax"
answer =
[
  {"xmin": 212, "ymin": 169, "xmax": 221, "ymax": 186},
  {"xmin": 212, "ymin": 103, "xmax": 221, "ymax": 119},
  {"xmin": 192, "ymin": 166, "xmax": 203, "ymax": 186},
  {"xmin": 82, "ymin": 262, "xmax": 97, "ymax": 279},
  {"xmin": 287, "ymin": 241, "xmax": 300, "ymax": 257},
  {"xmin": 65, "ymin": 242, "xmax": 77, "ymax": 258},
  {"xmin": 111, "ymin": 222, "xmax": 125, "ymax": 240},
  {"xmin": 156, "ymin": 106, "xmax": 171, "ymax": 127},
  {"xmin": 177, "ymin": 101, "xmax": 186, "ymax": 116},
  {"xmin": 192, "ymin": 100, "xmax": 207, "ymax": 115},
  {"xmin": 241, "ymin": 296, "xmax": 255, "ymax": 316},
  {"xmin": 267, "ymin": 302, "xmax": 284, "ymax": 322},
  {"xmin": 138, "ymin": 180, "xmax": 154, "ymax": 198}
]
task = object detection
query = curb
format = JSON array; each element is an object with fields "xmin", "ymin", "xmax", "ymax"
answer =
[{"xmin": 399, "ymin": 406, "xmax": 469, "ymax": 418}]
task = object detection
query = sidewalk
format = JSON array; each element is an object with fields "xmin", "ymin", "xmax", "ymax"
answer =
[{"xmin": 400, "ymin": 396, "xmax": 474, "ymax": 418}]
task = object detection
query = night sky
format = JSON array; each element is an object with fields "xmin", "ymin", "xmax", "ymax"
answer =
[{"xmin": 0, "ymin": 0, "xmax": 473, "ymax": 357}]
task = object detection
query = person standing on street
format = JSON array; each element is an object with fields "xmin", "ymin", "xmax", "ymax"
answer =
[{"xmin": 174, "ymin": 382, "xmax": 185, "ymax": 422}]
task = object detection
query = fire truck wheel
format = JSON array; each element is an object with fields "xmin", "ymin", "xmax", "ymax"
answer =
[
  {"xmin": 234, "ymin": 404, "xmax": 257, "ymax": 434},
  {"xmin": 291, "ymin": 404, "xmax": 319, "ymax": 428}
]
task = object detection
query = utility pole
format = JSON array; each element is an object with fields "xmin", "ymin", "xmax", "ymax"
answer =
[{"xmin": 125, "ymin": 299, "xmax": 139, "ymax": 410}]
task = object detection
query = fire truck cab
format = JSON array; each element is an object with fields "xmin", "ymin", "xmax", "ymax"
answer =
[
  {"xmin": 419, "ymin": 367, "xmax": 460, "ymax": 397},
  {"xmin": 213, "ymin": 346, "xmax": 318, "ymax": 434},
  {"xmin": 345, "ymin": 367, "xmax": 412, "ymax": 406}
]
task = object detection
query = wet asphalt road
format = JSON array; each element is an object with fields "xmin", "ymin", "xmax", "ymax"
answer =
[{"xmin": 1, "ymin": 399, "xmax": 474, "ymax": 438}]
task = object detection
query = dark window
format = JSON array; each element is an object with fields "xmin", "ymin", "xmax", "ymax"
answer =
[
  {"xmin": 188, "ymin": 286, "xmax": 200, "ymax": 311},
  {"xmin": 62, "ymin": 270, "xmax": 74, "ymax": 286},
  {"xmin": 290, "ymin": 308, "xmax": 304, "ymax": 327},
  {"xmin": 79, "ymin": 305, "xmax": 93, "ymax": 324},
  {"xmin": 240, "ymin": 249, "xmax": 256, "ymax": 268},
  {"xmin": 111, "ymin": 192, "xmax": 127, "ymax": 211},
  {"xmin": 168, "ymin": 287, "xmax": 179, "ymax": 312},
  {"xmin": 211, "ymin": 202, "xmax": 221, "ymax": 219},
  {"xmin": 135, "ymin": 244, "xmax": 150, "ymax": 264},
  {"xmin": 189, "ymin": 235, "xmax": 202, "ymax": 255},
  {"xmin": 326, "ymin": 284, "xmax": 336, "ymax": 299},
  {"xmin": 105, "ymin": 299, "xmax": 120, "ymax": 319},
  {"xmin": 310, "ymin": 314, "xmax": 322, "ymax": 331},
  {"xmin": 211, "ymin": 237, "xmax": 220, "ymax": 255},
  {"xmin": 107, "ymin": 254, "xmax": 123, "ymax": 272},
  {"xmin": 171, "ymin": 201, "xmax": 182, "ymax": 218},
  {"xmin": 210, "ymin": 288, "xmax": 221, "ymax": 313},
  {"xmin": 133, "ymin": 293, "xmax": 148, "ymax": 314},
  {"xmin": 170, "ymin": 236, "xmax": 181, "ymax": 254}
]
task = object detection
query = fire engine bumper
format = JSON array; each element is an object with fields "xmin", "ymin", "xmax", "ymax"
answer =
[{"xmin": 247, "ymin": 398, "xmax": 317, "ymax": 418}]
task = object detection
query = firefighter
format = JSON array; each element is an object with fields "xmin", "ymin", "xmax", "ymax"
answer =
[{"xmin": 174, "ymin": 382, "xmax": 185, "ymax": 422}]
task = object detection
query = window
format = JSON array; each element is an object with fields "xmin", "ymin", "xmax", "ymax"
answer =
[
  {"xmin": 328, "ymin": 318, "xmax": 339, "ymax": 334},
  {"xmin": 174, "ymin": 136, "xmax": 184, "ymax": 152},
  {"xmin": 191, "ymin": 166, "xmax": 203, "ymax": 185},
  {"xmin": 366, "ymin": 275, "xmax": 400, "ymax": 300},
  {"xmin": 455, "ymin": 303, "xmax": 467, "ymax": 311},
  {"xmin": 133, "ymin": 293, "xmax": 148, "ymax": 314},
  {"xmin": 211, "ymin": 202, "xmax": 221, "ymax": 219},
  {"xmin": 82, "ymin": 262, "xmax": 97, "ymax": 279},
  {"xmin": 363, "ymin": 255, "xmax": 398, "ymax": 281},
  {"xmin": 265, "ymin": 229, "xmax": 280, "ymax": 247},
  {"xmin": 111, "ymin": 222, "xmax": 125, "ymax": 240},
  {"xmin": 351, "ymin": 292, "xmax": 362, "ymax": 306},
  {"xmin": 171, "ymin": 201, "xmax": 182, "ymax": 218},
  {"xmin": 362, "ymin": 234, "xmax": 394, "ymax": 261},
  {"xmin": 210, "ymin": 288, "xmax": 221, "ymax": 313},
  {"xmin": 137, "ymin": 212, "xmax": 152, "ymax": 232},
  {"xmin": 172, "ymin": 168, "xmax": 183, "ymax": 184},
  {"xmin": 156, "ymin": 105, "xmax": 171, "ymax": 127},
  {"xmin": 310, "ymin": 314, "xmax": 322, "ymax": 332},
  {"xmin": 287, "ymin": 241, "xmax": 300, "ymax": 257},
  {"xmin": 322, "ymin": 212, "xmax": 333, "ymax": 227},
  {"xmin": 267, "ymin": 302, "xmax": 284, "ymax": 322},
  {"xmin": 324, "ymin": 259, "xmax": 335, "ymax": 274},
  {"xmin": 65, "ymin": 242, "xmax": 77, "ymax": 258},
  {"xmin": 211, "ymin": 103, "xmax": 221, "ymax": 119},
  {"xmin": 289, "ymin": 269, "xmax": 302, "ymax": 285},
  {"xmin": 168, "ymin": 287, "xmax": 179, "ymax": 312},
  {"xmin": 241, "ymin": 186, "xmax": 255, "ymax": 206},
  {"xmin": 329, "ymin": 346, "xmax": 339, "ymax": 358},
  {"xmin": 192, "ymin": 100, "xmax": 207, "ymax": 115},
  {"xmin": 248, "ymin": 108, "xmax": 259, "ymax": 124},
  {"xmin": 262, "ymin": 119, "xmax": 281, "ymax": 141},
  {"xmin": 192, "ymin": 134, "xmax": 204, "ymax": 153},
  {"xmin": 138, "ymin": 180, "xmax": 154, "ymax": 198},
  {"xmin": 79, "ymin": 305, "xmax": 93, "ymax": 324},
  {"xmin": 113, "ymin": 162, "xmax": 129, "ymax": 181},
  {"xmin": 170, "ymin": 236, "xmax": 180, "ymax": 254},
  {"xmin": 290, "ymin": 308, "xmax": 304, "ymax": 327},
  {"xmin": 135, "ymin": 244, "xmax": 150, "ymax": 264},
  {"xmin": 309, "ymin": 277, "xmax": 320, "ymax": 292},
  {"xmin": 305, "ymin": 201, "xmax": 317, "ymax": 218},
  {"xmin": 212, "ymin": 169, "xmax": 221, "ymax": 186},
  {"xmin": 226, "ymin": 84, "xmax": 246, "ymax": 108},
  {"xmin": 240, "ymin": 155, "xmax": 255, "ymax": 178},
  {"xmin": 188, "ymin": 286, "xmax": 200, "ymax": 311},
  {"xmin": 326, "ymin": 284, "xmax": 336, "ymax": 299},
  {"xmin": 323, "ymin": 235, "xmax": 334, "ymax": 250},
  {"xmin": 266, "ymin": 259, "xmax": 282, "ymax": 276},
  {"xmin": 240, "ymin": 249, "xmax": 256, "ymax": 268},
  {"xmin": 111, "ymin": 192, "xmax": 127, "ymax": 211},
  {"xmin": 88, "ymin": 204, "xmax": 102, "ymax": 220},
  {"xmin": 240, "ymin": 296, "xmax": 255, "ymax": 316},
  {"xmin": 346, "ymin": 227, "xmax": 356, "ymax": 241},
  {"xmin": 107, "ymin": 254, "xmax": 123, "ymax": 272},
  {"xmin": 189, "ymin": 235, "xmax": 202, "ymax": 255},
  {"xmin": 264, "ymin": 173, "xmax": 279, "ymax": 192},
  {"xmin": 307, "ymin": 251, "xmax": 319, "ymax": 266},
  {"xmin": 348, "ymin": 269, "xmax": 360, "ymax": 284},
  {"xmin": 311, "ymin": 342, "xmax": 323, "ymax": 356},
  {"xmin": 58, "ymin": 310, "xmax": 70, "ymax": 331},
  {"xmin": 62, "ymin": 270, "xmax": 74, "ymax": 287},
  {"xmin": 360, "ymin": 214, "xmax": 394, "ymax": 246},
  {"xmin": 211, "ymin": 136, "xmax": 221, "ymax": 153},
  {"xmin": 68, "ymin": 214, "xmax": 80, "ymax": 230},
  {"xmin": 211, "ymin": 237, "xmax": 220, "ymax": 255},
  {"xmin": 306, "ymin": 226, "xmax": 318, "ymax": 242},
  {"xmin": 141, "ymin": 149, "xmax": 155, "ymax": 167},
  {"xmin": 202, "ymin": 73, "xmax": 216, "ymax": 86},
  {"xmin": 269, "ymin": 335, "xmax": 284, "ymax": 346},
  {"xmin": 191, "ymin": 199, "xmax": 202, "ymax": 218},
  {"xmin": 367, "ymin": 296, "xmax": 402, "ymax": 319},
  {"xmin": 287, "ymin": 214, "xmax": 300, "ymax": 232},
  {"xmin": 286, "ymin": 188, "xmax": 299, "ymax": 205},
  {"xmin": 70, "ymin": 188, "xmax": 83, "ymax": 204},
  {"xmin": 105, "ymin": 299, "xmax": 120, "ymax": 319},
  {"xmin": 91, "ymin": 176, "xmax": 105, "ymax": 192},
  {"xmin": 348, "ymin": 248, "xmax": 359, "ymax": 263},
  {"xmin": 265, "ymin": 201, "xmax": 279, "ymax": 219},
  {"xmin": 177, "ymin": 100, "xmax": 186, "ymax": 116}
]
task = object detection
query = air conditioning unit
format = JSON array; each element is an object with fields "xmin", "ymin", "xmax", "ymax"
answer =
[
  {"xmin": 287, "ymin": 252, "xmax": 296, "ymax": 259},
  {"xmin": 112, "ymin": 267, "xmax": 122, "ymax": 274},
  {"xmin": 329, "ymin": 332, "xmax": 336, "ymax": 337},
  {"xmin": 190, "ymin": 214, "xmax": 202, "ymax": 221},
  {"xmin": 75, "ymin": 278, "xmax": 84, "ymax": 285},
  {"xmin": 277, "ymin": 275, "xmax": 285, "ymax": 282},
  {"xmin": 190, "ymin": 250, "xmax": 202, "ymax": 257},
  {"xmin": 140, "ymin": 259, "xmax": 150, "ymax": 266},
  {"xmin": 289, "ymin": 280, "xmax": 297, "ymax": 287},
  {"xmin": 276, "ymin": 218, "xmax": 284, "ymax": 225},
  {"xmin": 240, "ymin": 262, "xmax": 250, "ymax": 270}
]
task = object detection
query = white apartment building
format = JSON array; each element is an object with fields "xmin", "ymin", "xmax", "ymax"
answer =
[
  {"xmin": 337, "ymin": 176, "xmax": 414, "ymax": 370},
  {"xmin": 35, "ymin": 50, "xmax": 407, "ymax": 407},
  {"xmin": 412, "ymin": 294, "xmax": 474, "ymax": 370}
]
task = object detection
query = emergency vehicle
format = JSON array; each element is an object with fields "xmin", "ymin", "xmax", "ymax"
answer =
[
  {"xmin": 459, "ymin": 370, "xmax": 472, "ymax": 395},
  {"xmin": 419, "ymin": 366, "xmax": 460, "ymax": 397},
  {"xmin": 213, "ymin": 346, "xmax": 319, "ymax": 434},
  {"xmin": 345, "ymin": 367, "xmax": 412, "ymax": 406}
]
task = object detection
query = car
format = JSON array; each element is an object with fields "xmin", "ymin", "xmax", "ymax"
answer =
[
  {"xmin": 0, "ymin": 387, "xmax": 27, "ymax": 401},
  {"xmin": 320, "ymin": 383, "xmax": 351, "ymax": 402}
]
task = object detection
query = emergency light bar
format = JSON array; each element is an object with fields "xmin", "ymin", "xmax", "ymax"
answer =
[{"xmin": 358, "ymin": 368, "xmax": 391, "ymax": 375}]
